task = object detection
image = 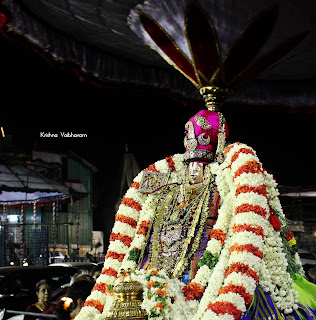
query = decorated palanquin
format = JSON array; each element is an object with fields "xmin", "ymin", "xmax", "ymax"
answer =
[{"xmin": 75, "ymin": 2, "xmax": 316, "ymax": 320}]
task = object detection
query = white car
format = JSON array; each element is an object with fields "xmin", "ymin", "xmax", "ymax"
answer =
[{"xmin": 48, "ymin": 251, "xmax": 65, "ymax": 264}]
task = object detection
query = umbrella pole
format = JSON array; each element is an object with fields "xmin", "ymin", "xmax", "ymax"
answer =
[
  {"xmin": 76, "ymin": 201, "xmax": 80, "ymax": 257},
  {"xmin": 33, "ymin": 202, "xmax": 36, "ymax": 225},
  {"xmin": 52, "ymin": 202, "xmax": 56, "ymax": 263},
  {"xmin": 19, "ymin": 205, "xmax": 24, "ymax": 266}
]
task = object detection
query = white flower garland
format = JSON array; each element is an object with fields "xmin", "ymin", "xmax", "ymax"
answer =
[{"xmin": 76, "ymin": 144, "xmax": 300, "ymax": 320}]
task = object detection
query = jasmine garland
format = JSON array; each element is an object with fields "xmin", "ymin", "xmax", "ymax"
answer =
[{"xmin": 75, "ymin": 144, "xmax": 303, "ymax": 320}]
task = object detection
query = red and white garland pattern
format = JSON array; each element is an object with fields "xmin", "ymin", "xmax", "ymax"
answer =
[
  {"xmin": 75, "ymin": 155, "xmax": 184, "ymax": 320},
  {"xmin": 75, "ymin": 144, "xmax": 299, "ymax": 320}
]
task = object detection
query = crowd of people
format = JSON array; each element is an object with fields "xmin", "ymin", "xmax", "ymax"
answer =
[{"xmin": 22, "ymin": 264, "xmax": 102, "ymax": 320}]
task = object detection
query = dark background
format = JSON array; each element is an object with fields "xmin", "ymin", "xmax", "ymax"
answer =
[{"xmin": 1, "ymin": 34, "xmax": 315, "ymax": 234}]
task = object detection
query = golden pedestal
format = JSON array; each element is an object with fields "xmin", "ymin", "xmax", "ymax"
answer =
[{"xmin": 105, "ymin": 269, "xmax": 148, "ymax": 320}]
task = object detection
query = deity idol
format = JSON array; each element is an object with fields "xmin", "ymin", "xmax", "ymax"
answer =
[{"xmin": 75, "ymin": 2, "xmax": 316, "ymax": 320}]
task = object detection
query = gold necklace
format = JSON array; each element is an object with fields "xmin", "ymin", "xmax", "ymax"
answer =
[{"xmin": 149, "ymin": 181, "xmax": 213, "ymax": 278}]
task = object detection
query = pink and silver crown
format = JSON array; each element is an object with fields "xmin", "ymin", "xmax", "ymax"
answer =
[{"xmin": 184, "ymin": 110, "xmax": 228, "ymax": 163}]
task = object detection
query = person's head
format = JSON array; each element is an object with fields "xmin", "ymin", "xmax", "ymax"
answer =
[
  {"xmin": 35, "ymin": 280, "xmax": 51, "ymax": 304},
  {"xmin": 90, "ymin": 264, "xmax": 103, "ymax": 280},
  {"xmin": 70, "ymin": 270, "xmax": 95, "ymax": 285},
  {"xmin": 58, "ymin": 280, "xmax": 94, "ymax": 320}
]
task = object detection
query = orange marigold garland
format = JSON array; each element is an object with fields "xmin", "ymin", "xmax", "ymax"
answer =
[
  {"xmin": 232, "ymin": 224, "xmax": 264, "ymax": 239},
  {"xmin": 209, "ymin": 229, "xmax": 226, "ymax": 244},
  {"xmin": 102, "ymin": 267, "xmax": 118, "ymax": 278},
  {"xmin": 136, "ymin": 219, "xmax": 151, "ymax": 236},
  {"xmin": 166, "ymin": 155, "xmax": 176, "ymax": 172},
  {"xmin": 115, "ymin": 213, "xmax": 138, "ymax": 228},
  {"xmin": 229, "ymin": 148, "xmax": 256, "ymax": 167},
  {"xmin": 83, "ymin": 299, "xmax": 104, "ymax": 313},
  {"xmin": 225, "ymin": 262, "xmax": 259, "ymax": 282},
  {"xmin": 182, "ymin": 282, "xmax": 205, "ymax": 301},
  {"xmin": 218, "ymin": 284, "xmax": 253, "ymax": 306},
  {"xmin": 235, "ymin": 203, "xmax": 267, "ymax": 218},
  {"xmin": 235, "ymin": 184, "xmax": 267, "ymax": 197},
  {"xmin": 109, "ymin": 232, "xmax": 133, "ymax": 247},
  {"xmin": 207, "ymin": 301, "xmax": 243, "ymax": 320},
  {"xmin": 234, "ymin": 160, "xmax": 262, "ymax": 178},
  {"xmin": 121, "ymin": 196, "xmax": 142, "ymax": 212},
  {"xmin": 144, "ymin": 163, "xmax": 159, "ymax": 172},
  {"xmin": 131, "ymin": 181, "xmax": 140, "ymax": 189},
  {"xmin": 229, "ymin": 243, "xmax": 263, "ymax": 259},
  {"xmin": 105, "ymin": 251, "xmax": 125, "ymax": 262}
]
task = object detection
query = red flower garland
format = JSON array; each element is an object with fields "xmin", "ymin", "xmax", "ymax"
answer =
[
  {"xmin": 92, "ymin": 282, "xmax": 114, "ymax": 296},
  {"xmin": 182, "ymin": 282, "xmax": 205, "ymax": 301},
  {"xmin": 105, "ymin": 251, "xmax": 125, "ymax": 262},
  {"xmin": 131, "ymin": 182, "xmax": 140, "ymax": 189},
  {"xmin": 102, "ymin": 267, "xmax": 118, "ymax": 278},
  {"xmin": 209, "ymin": 229, "xmax": 226, "ymax": 244},
  {"xmin": 109, "ymin": 232, "xmax": 133, "ymax": 247},
  {"xmin": 225, "ymin": 262, "xmax": 259, "ymax": 282},
  {"xmin": 83, "ymin": 299, "xmax": 104, "ymax": 313},
  {"xmin": 225, "ymin": 144, "xmax": 236, "ymax": 154},
  {"xmin": 93, "ymin": 282, "xmax": 107, "ymax": 293},
  {"xmin": 235, "ymin": 184, "xmax": 267, "ymax": 197},
  {"xmin": 136, "ymin": 220, "xmax": 151, "ymax": 236},
  {"xmin": 229, "ymin": 243, "xmax": 263, "ymax": 259},
  {"xmin": 218, "ymin": 283, "xmax": 253, "ymax": 306},
  {"xmin": 121, "ymin": 196, "xmax": 142, "ymax": 212},
  {"xmin": 229, "ymin": 148, "xmax": 256, "ymax": 168},
  {"xmin": 207, "ymin": 301, "xmax": 242, "ymax": 320},
  {"xmin": 235, "ymin": 204, "xmax": 267, "ymax": 218},
  {"xmin": 115, "ymin": 214, "xmax": 138, "ymax": 228},
  {"xmin": 232, "ymin": 224, "xmax": 264, "ymax": 239},
  {"xmin": 234, "ymin": 160, "xmax": 262, "ymax": 179},
  {"xmin": 144, "ymin": 164, "xmax": 159, "ymax": 172},
  {"xmin": 166, "ymin": 155, "xmax": 176, "ymax": 172}
]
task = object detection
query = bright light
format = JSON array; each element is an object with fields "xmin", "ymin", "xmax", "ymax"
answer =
[
  {"xmin": 1, "ymin": 127, "xmax": 4, "ymax": 138},
  {"xmin": 8, "ymin": 215, "xmax": 19, "ymax": 224}
]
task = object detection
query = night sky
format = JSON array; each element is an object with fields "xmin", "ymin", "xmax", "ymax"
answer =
[{"xmin": 1, "ymin": 32, "xmax": 316, "ymax": 234}]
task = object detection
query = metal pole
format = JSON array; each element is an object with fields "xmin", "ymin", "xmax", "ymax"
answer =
[
  {"xmin": 52, "ymin": 202, "xmax": 56, "ymax": 262},
  {"xmin": 19, "ymin": 205, "xmax": 24, "ymax": 265},
  {"xmin": 5, "ymin": 309, "xmax": 58, "ymax": 318},
  {"xmin": 76, "ymin": 200, "xmax": 80, "ymax": 253},
  {"xmin": 33, "ymin": 201, "xmax": 37, "ymax": 225}
]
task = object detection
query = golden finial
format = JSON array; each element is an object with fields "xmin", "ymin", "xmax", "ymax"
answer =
[{"xmin": 199, "ymin": 86, "xmax": 231, "ymax": 111}]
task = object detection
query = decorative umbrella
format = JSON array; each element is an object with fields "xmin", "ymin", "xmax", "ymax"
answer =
[
  {"xmin": 0, "ymin": 163, "xmax": 69, "ymax": 204},
  {"xmin": 0, "ymin": 0, "xmax": 315, "ymax": 108}
]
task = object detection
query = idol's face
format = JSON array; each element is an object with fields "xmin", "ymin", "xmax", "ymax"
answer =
[{"xmin": 188, "ymin": 162, "xmax": 204, "ymax": 184}]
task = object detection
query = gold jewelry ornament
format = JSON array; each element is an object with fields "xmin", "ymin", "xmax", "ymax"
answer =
[
  {"xmin": 105, "ymin": 269, "xmax": 148, "ymax": 320},
  {"xmin": 138, "ymin": 170, "xmax": 170, "ymax": 193},
  {"xmin": 194, "ymin": 114, "xmax": 212, "ymax": 130},
  {"xmin": 184, "ymin": 121, "xmax": 198, "ymax": 151},
  {"xmin": 183, "ymin": 149, "xmax": 215, "ymax": 163},
  {"xmin": 197, "ymin": 133, "xmax": 210, "ymax": 146}
]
